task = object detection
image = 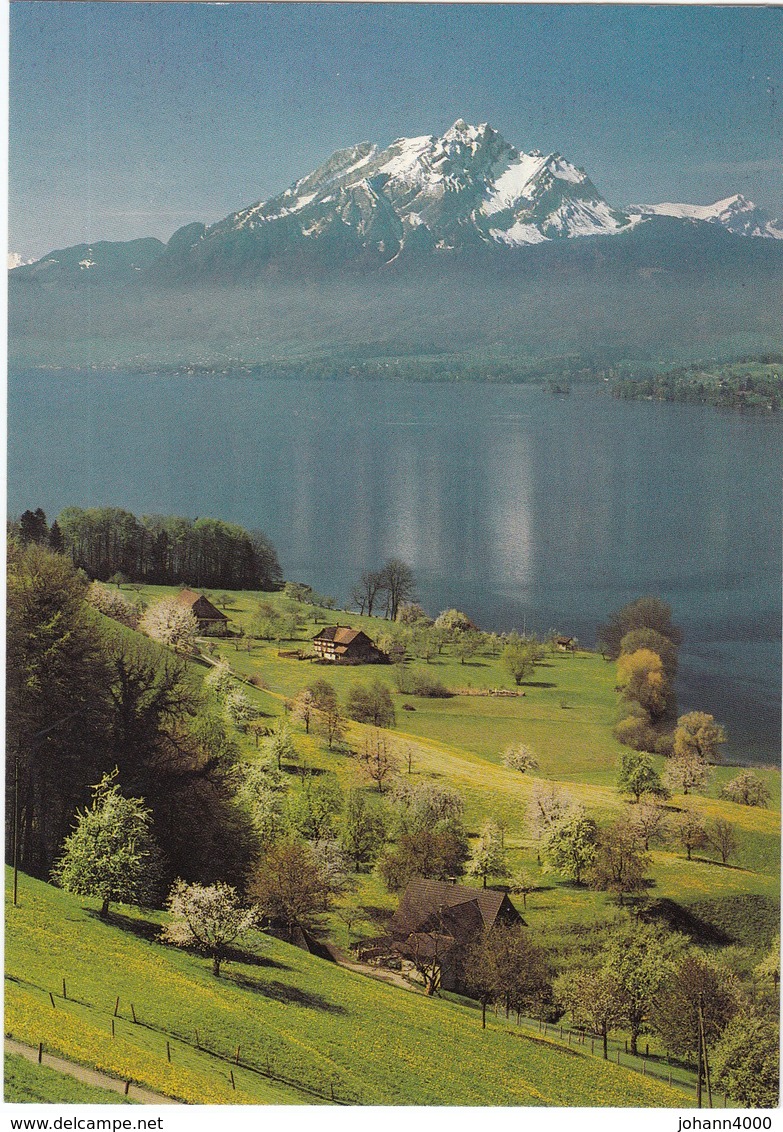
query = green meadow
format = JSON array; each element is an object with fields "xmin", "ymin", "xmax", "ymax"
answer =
[
  {"xmin": 4, "ymin": 1054, "xmax": 137, "ymax": 1105},
  {"xmin": 6, "ymin": 583, "xmax": 779, "ymax": 1105},
  {"xmin": 6, "ymin": 871, "xmax": 688, "ymax": 1107}
]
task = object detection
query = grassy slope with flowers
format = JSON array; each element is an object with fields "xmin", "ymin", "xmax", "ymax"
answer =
[
  {"xmin": 6, "ymin": 870, "xmax": 688, "ymax": 1107},
  {"xmin": 6, "ymin": 585, "xmax": 779, "ymax": 1105},
  {"xmin": 194, "ymin": 587, "xmax": 780, "ymax": 903}
]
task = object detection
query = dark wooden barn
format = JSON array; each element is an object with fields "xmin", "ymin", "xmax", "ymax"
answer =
[
  {"xmin": 176, "ymin": 589, "xmax": 230, "ymax": 634},
  {"xmin": 388, "ymin": 878, "xmax": 523, "ymax": 991}
]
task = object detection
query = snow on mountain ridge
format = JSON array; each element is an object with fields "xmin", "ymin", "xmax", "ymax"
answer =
[
  {"xmin": 630, "ymin": 193, "xmax": 783, "ymax": 239},
  {"xmin": 74, "ymin": 120, "xmax": 778, "ymax": 280}
]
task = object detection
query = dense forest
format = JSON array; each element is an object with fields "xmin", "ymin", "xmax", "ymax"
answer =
[
  {"xmin": 11, "ymin": 506, "xmax": 283, "ymax": 590},
  {"xmin": 6, "ymin": 540, "xmax": 258, "ymax": 886}
]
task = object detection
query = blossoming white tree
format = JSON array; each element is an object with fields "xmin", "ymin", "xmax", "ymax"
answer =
[
  {"xmin": 140, "ymin": 598, "xmax": 198, "ymax": 654},
  {"xmin": 161, "ymin": 879, "xmax": 259, "ymax": 976}
]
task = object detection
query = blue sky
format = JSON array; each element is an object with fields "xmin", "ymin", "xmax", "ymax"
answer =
[{"xmin": 10, "ymin": 2, "xmax": 783, "ymax": 258}]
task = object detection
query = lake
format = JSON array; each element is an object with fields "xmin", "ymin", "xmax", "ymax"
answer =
[{"xmin": 8, "ymin": 370, "xmax": 781, "ymax": 765}]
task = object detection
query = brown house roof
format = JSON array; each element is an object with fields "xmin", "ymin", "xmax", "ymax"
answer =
[
  {"xmin": 176, "ymin": 589, "xmax": 229, "ymax": 622},
  {"xmin": 313, "ymin": 626, "xmax": 366, "ymax": 646},
  {"xmin": 389, "ymin": 878, "xmax": 523, "ymax": 939}
]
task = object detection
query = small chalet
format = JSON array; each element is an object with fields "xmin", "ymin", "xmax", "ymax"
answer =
[
  {"xmin": 311, "ymin": 626, "xmax": 387, "ymax": 664},
  {"xmin": 176, "ymin": 589, "xmax": 230, "ymax": 635},
  {"xmin": 555, "ymin": 636, "xmax": 576, "ymax": 652},
  {"xmin": 387, "ymin": 878, "xmax": 523, "ymax": 991}
]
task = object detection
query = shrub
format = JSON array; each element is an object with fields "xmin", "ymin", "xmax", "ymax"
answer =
[
  {"xmin": 393, "ymin": 668, "xmax": 452, "ymax": 697},
  {"xmin": 613, "ymin": 714, "xmax": 659, "ymax": 752}
]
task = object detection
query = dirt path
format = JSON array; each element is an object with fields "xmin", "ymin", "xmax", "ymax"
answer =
[
  {"xmin": 5, "ymin": 1038, "xmax": 183, "ymax": 1105},
  {"xmin": 323, "ymin": 943, "xmax": 419, "ymax": 992}
]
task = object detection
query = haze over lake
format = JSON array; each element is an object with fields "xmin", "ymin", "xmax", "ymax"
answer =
[{"xmin": 9, "ymin": 370, "xmax": 781, "ymax": 765}]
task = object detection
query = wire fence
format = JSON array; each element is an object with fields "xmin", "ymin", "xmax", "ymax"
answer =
[{"xmin": 10, "ymin": 974, "xmax": 354, "ymax": 1105}]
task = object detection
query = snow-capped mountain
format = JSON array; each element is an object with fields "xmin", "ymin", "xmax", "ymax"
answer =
[
  {"xmin": 171, "ymin": 119, "xmax": 634, "ymax": 271},
  {"xmin": 629, "ymin": 194, "xmax": 783, "ymax": 240},
  {"xmin": 12, "ymin": 120, "xmax": 783, "ymax": 285}
]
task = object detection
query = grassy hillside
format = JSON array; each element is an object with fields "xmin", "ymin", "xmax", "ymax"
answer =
[
  {"xmin": 9, "ymin": 585, "xmax": 778, "ymax": 1105},
  {"xmin": 112, "ymin": 585, "xmax": 781, "ymax": 950},
  {"xmin": 6, "ymin": 871, "xmax": 688, "ymax": 1107},
  {"xmin": 5, "ymin": 1054, "xmax": 136, "ymax": 1105}
]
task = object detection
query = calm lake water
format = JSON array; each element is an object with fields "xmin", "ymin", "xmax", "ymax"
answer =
[{"xmin": 8, "ymin": 370, "xmax": 782, "ymax": 765}]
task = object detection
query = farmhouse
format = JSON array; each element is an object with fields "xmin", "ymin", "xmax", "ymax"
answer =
[
  {"xmin": 555, "ymin": 636, "xmax": 576, "ymax": 652},
  {"xmin": 387, "ymin": 878, "xmax": 523, "ymax": 991},
  {"xmin": 312, "ymin": 625, "xmax": 388, "ymax": 664},
  {"xmin": 176, "ymin": 589, "xmax": 230, "ymax": 634}
]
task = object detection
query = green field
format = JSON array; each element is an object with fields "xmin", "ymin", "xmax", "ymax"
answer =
[
  {"xmin": 4, "ymin": 1054, "xmax": 137, "ymax": 1105},
  {"xmin": 7, "ymin": 584, "xmax": 779, "ymax": 1105},
  {"xmin": 6, "ymin": 871, "xmax": 689, "ymax": 1107}
]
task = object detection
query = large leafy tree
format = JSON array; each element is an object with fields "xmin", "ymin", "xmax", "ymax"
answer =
[
  {"xmin": 712, "ymin": 1012, "xmax": 780, "ymax": 1108},
  {"xmin": 340, "ymin": 788, "xmax": 387, "ymax": 870},
  {"xmin": 543, "ymin": 808, "xmax": 598, "ymax": 884},
  {"xmin": 588, "ymin": 820, "xmax": 651, "ymax": 901},
  {"xmin": 602, "ymin": 923, "xmax": 684, "ymax": 1056},
  {"xmin": 501, "ymin": 635, "xmax": 543, "ymax": 687},
  {"xmin": 251, "ymin": 838, "xmax": 339, "ymax": 940},
  {"xmin": 673, "ymin": 711, "xmax": 727, "ymax": 764},
  {"xmin": 378, "ymin": 826, "xmax": 470, "ymax": 892},
  {"xmin": 619, "ymin": 628, "xmax": 679, "ymax": 679},
  {"xmin": 346, "ymin": 680, "xmax": 396, "ymax": 728},
  {"xmin": 7, "ymin": 543, "xmax": 114, "ymax": 877},
  {"xmin": 616, "ymin": 648, "xmax": 673, "ymax": 722},
  {"xmin": 52, "ymin": 770, "xmax": 162, "ymax": 918},
  {"xmin": 651, "ymin": 954, "xmax": 739, "ymax": 1060},
  {"xmin": 598, "ymin": 596, "xmax": 682, "ymax": 660},
  {"xmin": 616, "ymin": 751, "xmax": 667, "ymax": 803},
  {"xmin": 555, "ymin": 967, "xmax": 625, "ymax": 1059},
  {"xmin": 464, "ymin": 923, "xmax": 551, "ymax": 1026}
]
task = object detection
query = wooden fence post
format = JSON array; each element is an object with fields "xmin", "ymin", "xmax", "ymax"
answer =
[
  {"xmin": 48, "ymin": 992, "xmax": 56, "ymax": 1009},
  {"xmin": 37, "ymin": 1043, "xmax": 43, "ymax": 1064},
  {"xmin": 235, "ymin": 1044, "xmax": 240, "ymax": 1064},
  {"xmin": 111, "ymin": 1019, "xmax": 115, "ymax": 1038},
  {"xmin": 124, "ymin": 1081, "xmax": 130, "ymax": 1096},
  {"xmin": 130, "ymin": 1003, "xmax": 137, "ymax": 1024},
  {"xmin": 114, "ymin": 997, "xmax": 120, "ymax": 1017},
  {"xmin": 230, "ymin": 1071, "xmax": 235, "ymax": 1090},
  {"xmin": 166, "ymin": 1041, "xmax": 171, "ymax": 1063},
  {"xmin": 62, "ymin": 978, "xmax": 67, "ymax": 1000},
  {"xmin": 616, "ymin": 1049, "xmax": 620, "ymax": 1065}
]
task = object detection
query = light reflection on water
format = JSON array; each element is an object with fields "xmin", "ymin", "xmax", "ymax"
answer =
[{"xmin": 8, "ymin": 371, "xmax": 781, "ymax": 764}]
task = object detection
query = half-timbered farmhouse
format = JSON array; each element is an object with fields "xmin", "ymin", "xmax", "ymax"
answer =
[{"xmin": 311, "ymin": 626, "xmax": 388, "ymax": 664}]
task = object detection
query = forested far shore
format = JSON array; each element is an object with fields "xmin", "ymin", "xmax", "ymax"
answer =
[
  {"xmin": 612, "ymin": 359, "xmax": 783, "ymax": 410},
  {"xmin": 9, "ymin": 506, "xmax": 283, "ymax": 591}
]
